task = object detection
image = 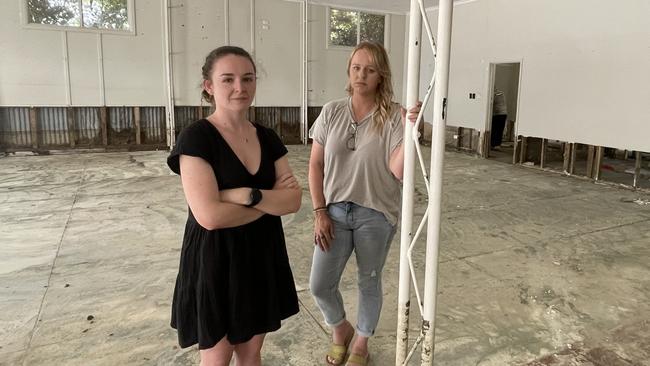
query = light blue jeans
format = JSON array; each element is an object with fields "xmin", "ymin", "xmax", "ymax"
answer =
[{"xmin": 310, "ymin": 202, "xmax": 396, "ymax": 337}]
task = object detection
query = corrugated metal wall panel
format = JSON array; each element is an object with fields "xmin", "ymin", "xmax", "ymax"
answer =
[
  {"xmin": 253, "ymin": 107, "xmax": 301, "ymax": 144},
  {"xmin": 308, "ymin": 106, "xmax": 322, "ymax": 128},
  {"xmin": 38, "ymin": 107, "xmax": 69, "ymax": 146},
  {"xmin": 141, "ymin": 107, "xmax": 165, "ymax": 144},
  {"xmin": 109, "ymin": 107, "xmax": 134, "ymax": 133},
  {"xmin": 0, "ymin": 107, "xmax": 31, "ymax": 147},
  {"xmin": 76, "ymin": 107, "xmax": 101, "ymax": 145},
  {"xmin": 108, "ymin": 107, "xmax": 134, "ymax": 145},
  {"xmin": 1, "ymin": 106, "xmax": 307, "ymax": 152},
  {"xmin": 174, "ymin": 106, "xmax": 200, "ymax": 134}
]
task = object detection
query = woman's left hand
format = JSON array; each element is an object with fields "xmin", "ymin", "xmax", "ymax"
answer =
[{"xmin": 400, "ymin": 101, "xmax": 423, "ymax": 125}]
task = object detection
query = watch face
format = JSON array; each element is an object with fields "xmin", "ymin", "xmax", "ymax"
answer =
[{"xmin": 248, "ymin": 188, "xmax": 262, "ymax": 206}]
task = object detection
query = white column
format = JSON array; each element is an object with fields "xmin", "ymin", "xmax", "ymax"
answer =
[
  {"xmin": 163, "ymin": 0, "xmax": 176, "ymax": 148},
  {"xmin": 301, "ymin": 0, "xmax": 309, "ymax": 144},
  {"xmin": 396, "ymin": 1, "xmax": 422, "ymax": 365},
  {"xmin": 421, "ymin": 0, "xmax": 453, "ymax": 364}
]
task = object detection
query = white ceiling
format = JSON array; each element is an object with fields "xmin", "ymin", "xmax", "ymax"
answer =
[{"xmin": 305, "ymin": 0, "xmax": 441, "ymax": 14}]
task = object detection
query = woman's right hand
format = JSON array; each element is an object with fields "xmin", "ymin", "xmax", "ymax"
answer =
[{"xmin": 314, "ymin": 210, "xmax": 335, "ymax": 252}]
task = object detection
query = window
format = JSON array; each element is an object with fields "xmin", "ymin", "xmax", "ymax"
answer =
[
  {"xmin": 328, "ymin": 8, "xmax": 385, "ymax": 47},
  {"xmin": 26, "ymin": 0, "xmax": 131, "ymax": 31}
]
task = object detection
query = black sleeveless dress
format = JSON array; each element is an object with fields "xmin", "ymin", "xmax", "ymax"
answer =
[{"xmin": 167, "ymin": 119, "xmax": 299, "ymax": 348}]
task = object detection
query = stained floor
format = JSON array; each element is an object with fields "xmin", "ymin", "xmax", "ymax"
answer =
[{"xmin": 1, "ymin": 146, "xmax": 649, "ymax": 365}]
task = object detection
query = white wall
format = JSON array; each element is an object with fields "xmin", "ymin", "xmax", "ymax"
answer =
[
  {"xmin": 0, "ymin": 0, "xmax": 165, "ymax": 106},
  {"xmin": 308, "ymin": 5, "xmax": 406, "ymax": 106},
  {"xmin": 254, "ymin": 0, "xmax": 301, "ymax": 106},
  {"xmin": 423, "ymin": 0, "xmax": 650, "ymax": 151},
  {"xmin": 170, "ymin": 0, "xmax": 227, "ymax": 106},
  {"xmin": 1, "ymin": 0, "xmax": 407, "ymax": 108}
]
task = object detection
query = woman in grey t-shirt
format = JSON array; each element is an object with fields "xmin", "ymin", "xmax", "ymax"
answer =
[{"xmin": 308, "ymin": 41, "xmax": 420, "ymax": 366}]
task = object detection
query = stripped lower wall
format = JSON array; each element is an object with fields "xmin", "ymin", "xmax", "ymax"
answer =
[
  {"xmin": 420, "ymin": 126, "xmax": 650, "ymax": 191},
  {"xmin": 0, "ymin": 106, "xmax": 323, "ymax": 151},
  {"xmin": 2, "ymin": 107, "xmax": 647, "ymax": 191}
]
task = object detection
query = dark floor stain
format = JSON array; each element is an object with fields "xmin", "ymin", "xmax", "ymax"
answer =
[
  {"xmin": 526, "ymin": 345, "xmax": 643, "ymax": 366},
  {"xmin": 518, "ymin": 283, "xmax": 530, "ymax": 305}
]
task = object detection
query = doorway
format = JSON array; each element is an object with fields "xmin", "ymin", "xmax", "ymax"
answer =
[{"xmin": 486, "ymin": 62, "xmax": 521, "ymax": 163}]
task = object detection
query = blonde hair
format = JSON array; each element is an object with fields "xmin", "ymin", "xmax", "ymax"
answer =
[{"xmin": 345, "ymin": 41, "xmax": 396, "ymax": 133}]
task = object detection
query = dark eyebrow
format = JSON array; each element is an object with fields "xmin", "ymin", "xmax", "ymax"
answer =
[{"xmin": 219, "ymin": 73, "xmax": 256, "ymax": 77}]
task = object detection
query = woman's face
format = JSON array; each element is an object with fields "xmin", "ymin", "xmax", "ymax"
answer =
[
  {"xmin": 348, "ymin": 48, "xmax": 381, "ymax": 96},
  {"xmin": 204, "ymin": 54, "xmax": 256, "ymax": 112}
]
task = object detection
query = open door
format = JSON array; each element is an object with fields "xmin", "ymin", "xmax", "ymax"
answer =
[{"xmin": 486, "ymin": 62, "xmax": 521, "ymax": 163}]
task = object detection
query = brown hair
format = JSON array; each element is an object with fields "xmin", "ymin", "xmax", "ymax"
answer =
[
  {"xmin": 201, "ymin": 46, "xmax": 256, "ymax": 105},
  {"xmin": 345, "ymin": 41, "xmax": 396, "ymax": 133}
]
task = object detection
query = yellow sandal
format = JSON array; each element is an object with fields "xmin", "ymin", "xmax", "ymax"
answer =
[
  {"xmin": 345, "ymin": 353, "xmax": 369, "ymax": 366},
  {"xmin": 325, "ymin": 332, "xmax": 354, "ymax": 365}
]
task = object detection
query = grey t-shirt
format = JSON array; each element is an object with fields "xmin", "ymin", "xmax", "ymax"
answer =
[{"xmin": 310, "ymin": 97, "xmax": 404, "ymax": 225}]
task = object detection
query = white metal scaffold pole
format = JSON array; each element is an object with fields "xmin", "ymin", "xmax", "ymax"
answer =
[
  {"xmin": 395, "ymin": 0, "xmax": 422, "ymax": 364},
  {"xmin": 421, "ymin": 0, "xmax": 453, "ymax": 364}
]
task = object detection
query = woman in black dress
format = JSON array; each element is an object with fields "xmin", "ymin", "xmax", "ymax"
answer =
[{"xmin": 167, "ymin": 46, "xmax": 301, "ymax": 366}]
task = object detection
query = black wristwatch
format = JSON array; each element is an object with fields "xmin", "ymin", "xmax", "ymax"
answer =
[{"xmin": 246, "ymin": 188, "xmax": 262, "ymax": 207}]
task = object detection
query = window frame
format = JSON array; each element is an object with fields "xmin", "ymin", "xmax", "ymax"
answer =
[
  {"xmin": 326, "ymin": 6, "xmax": 390, "ymax": 51},
  {"xmin": 20, "ymin": 0, "xmax": 136, "ymax": 36}
]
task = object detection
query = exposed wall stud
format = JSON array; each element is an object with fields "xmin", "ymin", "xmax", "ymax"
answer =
[
  {"xmin": 634, "ymin": 151, "xmax": 642, "ymax": 188},
  {"xmin": 134, "ymin": 107, "xmax": 141, "ymax": 145},
  {"xmin": 67, "ymin": 107, "xmax": 76, "ymax": 148},
  {"xmin": 512, "ymin": 135, "xmax": 519, "ymax": 164},
  {"xmin": 586, "ymin": 145, "xmax": 595, "ymax": 178},
  {"xmin": 29, "ymin": 107, "xmax": 38, "ymax": 149},
  {"xmin": 569, "ymin": 143, "xmax": 576, "ymax": 175},
  {"xmin": 519, "ymin": 136, "xmax": 528, "ymax": 164},
  {"xmin": 482, "ymin": 130, "xmax": 490, "ymax": 158},
  {"xmin": 100, "ymin": 107, "xmax": 108, "ymax": 146},
  {"xmin": 563, "ymin": 142, "xmax": 571, "ymax": 173},
  {"xmin": 457, "ymin": 127, "xmax": 463, "ymax": 150},
  {"xmin": 540, "ymin": 138, "xmax": 547, "ymax": 168},
  {"xmin": 593, "ymin": 146, "xmax": 604, "ymax": 180}
]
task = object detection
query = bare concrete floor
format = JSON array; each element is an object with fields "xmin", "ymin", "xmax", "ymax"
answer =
[{"xmin": 1, "ymin": 146, "xmax": 649, "ymax": 366}]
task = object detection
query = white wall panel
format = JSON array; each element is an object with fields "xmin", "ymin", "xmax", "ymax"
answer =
[
  {"xmin": 171, "ymin": 0, "xmax": 227, "ymax": 105},
  {"xmin": 67, "ymin": 32, "xmax": 101, "ymax": 105},
  {"xmin": 308, "ymin": 6, "xmax": 407, "ymax": 106},
  {"xmin": 425, "ymin": 0, "xmax": 650, "ymax": 151},
  {"xmin": 102, "ymin": 0, "xmax": 165, "ymax": 106},
  {"xmin": 229, "ymin": 0, "xmax": 253, "ymax": 53},
  {"xmin": 388, "ymin": 14, "xmax": 406, "ymax": 105},
  {"xmin": 1, "ymin": 0, "xmax": 407, "ymax": 110},
  {"xmin": 0, "ymin": 1, "xmax": 67, "ymax": 106},
  {"xmin": 254, "ymin": 0, "xmax": 301, "ymax": 106}
]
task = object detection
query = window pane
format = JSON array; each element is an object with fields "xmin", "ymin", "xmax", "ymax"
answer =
[
  {"xmin": 82, "ymin": 0, "xmax": 129, "ymax": 30},
  {"xmin": 27, "ymin": 0, "xmax": 80, "ymax": 27},
  {"xmin": 360, "ymin": 13, "xmax": 385, "ymax": 45},
  {"xmin": 329, "ymin": 8, "xmax": 358, "ymax": 47}
]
